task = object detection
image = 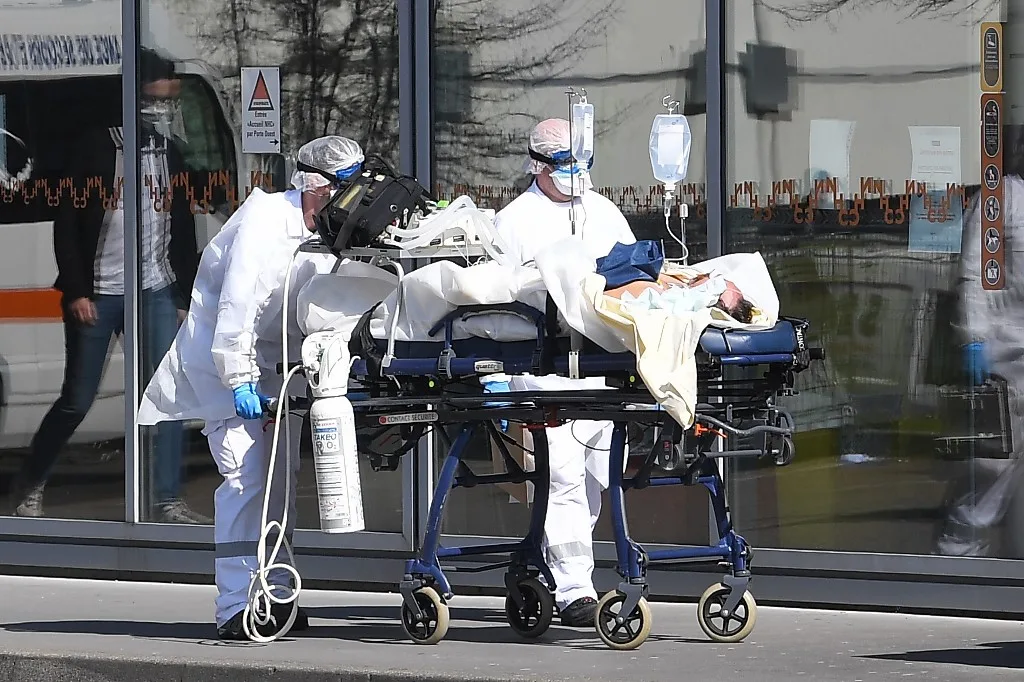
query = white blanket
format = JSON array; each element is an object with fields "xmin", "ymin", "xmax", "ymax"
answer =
[{"xmin": 296, "ymin": 241, "xmax": 780, "ymax": 427}]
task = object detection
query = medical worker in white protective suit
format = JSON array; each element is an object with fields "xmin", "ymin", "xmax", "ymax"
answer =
[
  {"xmin": 937, "ymin": 124, "xmax": 1024, "ymax": 558},
  {"xmin": 136, "ymin": 136, "xmax": 366, "ymax": 640},
  {"xmin": 490, "ymin": 118, "xmax": 637, "ymax": 627}
]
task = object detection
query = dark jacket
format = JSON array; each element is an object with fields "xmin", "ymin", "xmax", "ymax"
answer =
[{"xmin": 52, "ymin": 125, "xmax": 199, "ymax": 305}]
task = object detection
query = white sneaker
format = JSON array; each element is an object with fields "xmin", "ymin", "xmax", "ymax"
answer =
[
  {"xmin": 156, "ymin": 499, "xmax": 212, "ymax": 524},
  {"xmin": 11, "ymin": 479, "xmax": 45, "ymax": 517}
]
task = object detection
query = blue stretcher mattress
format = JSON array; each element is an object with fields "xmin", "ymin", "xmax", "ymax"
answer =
[{"xmin": 351, "ymin": 319, "xmax": 805, "ymax": 380}]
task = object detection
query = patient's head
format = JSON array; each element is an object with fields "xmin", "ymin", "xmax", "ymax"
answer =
[{"xmin": 716, "ymin": 281, "xmax": 755, "ymax": 323}]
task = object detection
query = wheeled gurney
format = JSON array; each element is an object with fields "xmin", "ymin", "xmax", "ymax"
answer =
[{"xmin": 307, "ymin": 299, "xmax": 824, "ymax": 650}]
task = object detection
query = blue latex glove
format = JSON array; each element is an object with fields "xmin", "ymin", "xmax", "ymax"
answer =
[
  {"xmin": 482, "ymin": 379, "xmax": 511, "ymax": 432},
  {"xmin": 233, "ymin": 383, "xmax": 268, "ymax": 420},
  {"xmin": 963, "ymin": 342, "xmax": 988, "ymax": 387}
]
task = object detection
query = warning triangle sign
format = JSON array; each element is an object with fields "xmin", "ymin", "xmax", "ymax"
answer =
[{"xmin": 248, "ymin": 71, "xmax": 274, "ymax": 111}]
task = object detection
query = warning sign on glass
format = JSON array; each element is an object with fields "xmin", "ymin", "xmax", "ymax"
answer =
[
  {"xmin": 240, "ymin": 67, "xmax": 282, "ymax": 154},
  {"xmin": 981, "ymin": 92, "xmax": 1004, "ymax": 290}
]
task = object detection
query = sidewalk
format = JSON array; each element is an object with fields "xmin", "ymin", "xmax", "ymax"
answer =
[{"xmin": 0, "ymin": 575, "xmax": 1020, "ymax": 681}]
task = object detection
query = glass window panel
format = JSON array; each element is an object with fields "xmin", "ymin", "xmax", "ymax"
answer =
[
  {"xmin": 725, "ymin": 1, "xmax": 1024, "ymax": 559},
  {"xmin": 0, "ymin": 2, "xmax": 126, "ymax": 521},
  {"xmin": 432, "ymin": 0, "xmax": 710, "ymax": 547},
  {"xmin": 136, "ymin": 0, "xmax": 403, "ymax": 531}
]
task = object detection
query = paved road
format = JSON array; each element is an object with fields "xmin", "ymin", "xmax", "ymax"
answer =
[{"xmin": 0, "ymin": 576, "xmax": 1020, "ymax": 681}]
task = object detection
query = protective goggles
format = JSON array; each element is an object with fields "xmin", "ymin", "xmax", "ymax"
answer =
[
  {"xmin": 529, "ymin": 148, "xmax": 595, "ymax": 171},
  {"xmin": 296, "ymin": 160, "xmax": 365, "ymax": 186},
  {"xmin": 333, "ymin": 162, "xmax": 364, "ymax": 181}
]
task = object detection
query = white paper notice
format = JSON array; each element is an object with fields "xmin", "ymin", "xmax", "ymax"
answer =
[
  {"xmin": 909, "ymin": 126, "xmax": 961, "ymax": 189},
  {"xmin": 907, "ymin": 126, "xmax": 963, "ymax": 254},
  {"xmin": 809, "ymin": 119, "xmax": 856, "ymax": 197}
]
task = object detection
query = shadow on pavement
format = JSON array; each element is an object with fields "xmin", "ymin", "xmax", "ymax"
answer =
[
  {"xmin": 864, "ymin": 641, "xmax": 1024, "ymax": 669},
  {"xmin": 2, "ymin": 620, "xmax": 214, "ymax": 641},
  {"xmin": 1, "ymin": 604, "xmax": 602, "ymax": 646}
]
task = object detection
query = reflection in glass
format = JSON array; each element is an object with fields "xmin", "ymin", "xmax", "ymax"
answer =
[
  {"xmin": 724, "ymin": 1, "xmax": 1024, "ymax": 559},
  {"xmin": 135, "ymin": 49, "xmax": 206, "ymax": 523},
  {"xmin": 935, "ymin": 125, "xmax": 1024, "ymax": 559},
  {"xmin": 136, "ymin": 0, "xmax": 403, "ymax": 531},
  {"xmin": 1, "ymin": 1, "xmax": 126, "ymax": 520},
  {"xmin": 433, "ymin": 0, "xmax": 710, "ymax": 547}
]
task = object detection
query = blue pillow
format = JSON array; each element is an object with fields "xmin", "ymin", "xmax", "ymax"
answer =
[{"xmin": 596, "ymin": 240, "xmax": 664, "ymax": 290}]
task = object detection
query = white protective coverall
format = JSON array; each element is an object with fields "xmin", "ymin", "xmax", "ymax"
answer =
[
  {"xmin": 137, "ymin": 187, "xmax": 337, "ymax": 626},
  {"xmin": 940, "ymin": 173, "xmax": 1024, "ymax": 558},
  {"xmin": 493, "ymin": 179, "xmax": 636, "ymax": 609}
]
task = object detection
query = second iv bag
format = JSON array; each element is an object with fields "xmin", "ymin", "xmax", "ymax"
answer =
[
  {"xmin": 649, "ymin": 114, "xmax": 691, "ymax": 186},
  {"xmin": 571, "ymin": 100, "xmax": 595, "ymax": 166}
]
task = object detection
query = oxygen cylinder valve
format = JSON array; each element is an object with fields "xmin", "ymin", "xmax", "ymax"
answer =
[{"xmin": 302, "ymin": 331, "xmax": 352, "ymax": 399}]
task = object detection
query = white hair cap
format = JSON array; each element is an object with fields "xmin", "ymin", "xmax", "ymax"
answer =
[
  {"xmin": 522, "ymin": 118, "xmax": 570, "ymax": 174},
  {"xmin": 290, "ymin": 135, "xmax": 365, "ymax": 192}
]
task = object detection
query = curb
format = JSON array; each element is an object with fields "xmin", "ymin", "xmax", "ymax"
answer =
[{"xmin": 0, "ymin": 653, "xmax": 523, "ymax": 682}]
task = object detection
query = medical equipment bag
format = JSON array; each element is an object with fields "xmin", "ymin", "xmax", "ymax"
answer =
[
  {"xmin": 596, "ymin": 239, "xmax": 664, "ymax": 290},
  {"xmin": 315, "ymin": 160, "xmax": 431, "ymax": 255}
]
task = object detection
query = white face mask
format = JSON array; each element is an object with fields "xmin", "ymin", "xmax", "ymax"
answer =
[
  {"xmin": 549, "ymin": 167, "xmax": 592, "ymax": 197},
  {"xmin": 141, "ymin": 99, "xmax": 187, "ymax": 143}
]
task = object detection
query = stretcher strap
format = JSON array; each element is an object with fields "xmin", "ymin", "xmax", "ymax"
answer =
[
  {"xmin": 543, "ymin": 294, "xmax": 560, "ymax": 376},
  {"xmin": 350, "ymin": 302, "xmax": 385, "ymax": 377}
]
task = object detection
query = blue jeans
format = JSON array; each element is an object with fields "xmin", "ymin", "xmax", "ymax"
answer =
[{"xmin": 23, "ymin": 286, "xmax": 185, "ymax": 505}]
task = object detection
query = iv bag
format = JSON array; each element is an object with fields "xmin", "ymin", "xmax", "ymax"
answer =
[
  {"xmin": 649, "ymin": 114, "xmax": 691, "ymax": 186},
  {"xmin": 571, "ymin": 101, "xmax": 595, "ymax": 165}
]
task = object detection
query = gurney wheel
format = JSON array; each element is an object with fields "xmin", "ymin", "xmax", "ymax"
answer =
[
  {"xmin": 775, "ymin": 437, "xmax": 795, "ymax": 466},
  {"xmin": 505, "ymin": 577, "xmax": 554, "ymax": 639},
  {"xmin": 400, "ymin": 586, "xmax": 450, "ymax": 645},
  {"xmin": 696, "ymin": 583, "xmax": 757, "ymax": 643},
  {"xmin": 595, "ymin": 592, "xmax": 652, "ymax": 651}
]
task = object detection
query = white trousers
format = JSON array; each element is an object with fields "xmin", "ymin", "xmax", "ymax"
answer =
[
  {"xmin": 541, "ymin": 419, "xmax": 611, "ymax": 609},
  {"xmin": 511, "ymin": 373, "xmax": 614, "ymax": 609},
  {"xmin": 204, "ymin": 413, "xmax": 302, "ymax": 627}
]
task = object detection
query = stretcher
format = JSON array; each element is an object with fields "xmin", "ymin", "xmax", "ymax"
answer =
[{"xmin": 300, "ymin": 298, "xmax": 824, "ymax": 650}]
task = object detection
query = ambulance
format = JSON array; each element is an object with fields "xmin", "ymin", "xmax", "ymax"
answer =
[{"xmin": 0, "ymin": 0, "xmax": 258, "ymax": 449}]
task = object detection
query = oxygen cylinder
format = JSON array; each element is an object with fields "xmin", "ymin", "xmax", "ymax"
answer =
[{"xmin": 309, "ymin": 395, "xmax": 365, "ymax": 534}]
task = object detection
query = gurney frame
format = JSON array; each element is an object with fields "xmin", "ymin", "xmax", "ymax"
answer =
[
  {"xmin": 341, "ymin": 333, "xmax": 815, "ymax": 650},
  {"xmin": 285, "ymin": 295, "xmax": 822, "ymax": 649},
  {"xmin": 378, "ymin": 396, "xmax": 790, "ymax": 650}
]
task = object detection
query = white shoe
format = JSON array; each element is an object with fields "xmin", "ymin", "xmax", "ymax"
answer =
[
  {"xmin": 156, "ymin": 499, "xmax": 212, "ymax": 524},
  {"xmin": 11, "ymin": 479, "xmax": 45, "ymax": 517}
]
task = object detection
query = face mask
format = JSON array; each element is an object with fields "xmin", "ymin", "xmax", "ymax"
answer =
[
  {"xmin": 141, "ymin": 98, "xmax": 187, "ymax": 143},
  {"xmin": 308, "ymin": 187, "xmax": 338, "ymax": 213},
  {"xmin": 549, "ymin": 166, "xmax": 592, "ymax": 197}
]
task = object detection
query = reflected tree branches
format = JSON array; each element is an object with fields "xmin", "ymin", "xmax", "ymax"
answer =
[
  {"xmin": 165, "ymin": 0, "xmax": 624, "ymax": 185},
  {"xmin": 760, "ymin": 0, "xmax": 997, "ymax": 22}
]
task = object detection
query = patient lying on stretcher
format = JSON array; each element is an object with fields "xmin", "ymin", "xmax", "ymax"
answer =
[{"xmin": 604, "ymin": 267, "xmax": 758, "ymax": 324}]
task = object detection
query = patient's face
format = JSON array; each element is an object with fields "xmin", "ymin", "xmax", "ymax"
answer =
[
  {"xmin": 719, "ymin": 281, "xmax": 743, "ymax": 313},
  {"xmin": 676, "ymin": 274, "xmax": 753, "ymax": 322},
  {"xmin": 716, "ymin": 282, "xmax": 754, "ymax": 323}
]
